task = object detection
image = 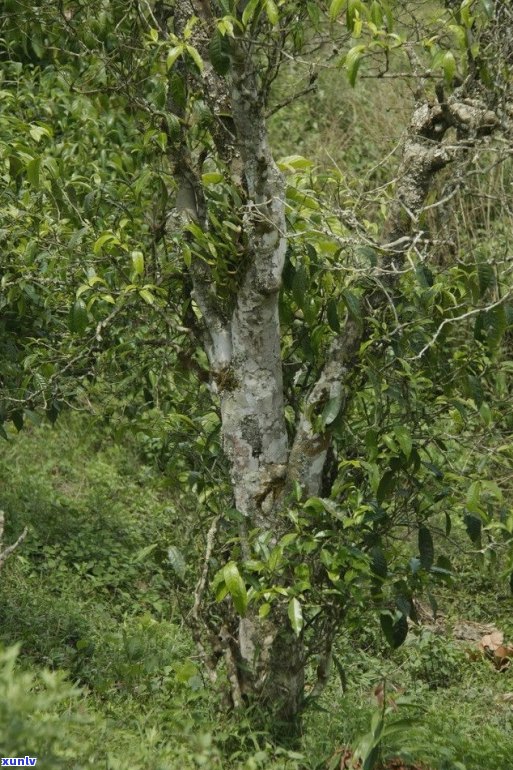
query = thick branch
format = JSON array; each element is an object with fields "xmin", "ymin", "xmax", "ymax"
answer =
[
  {"xmin": 164, "ymin": 7, "xmax": 233, "ymax": 371},
  {"xmin": 230, "ymin": 41, "xmax": 288, "ymax": 296},
  {"xmin": 287, "ymin": 90, "xmax": 499, "ymax": 496}
]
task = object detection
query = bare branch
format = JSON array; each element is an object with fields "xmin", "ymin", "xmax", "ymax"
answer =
[{"xmin": 0, "ymin": 510, "xmax": 28, "ymax": 572}]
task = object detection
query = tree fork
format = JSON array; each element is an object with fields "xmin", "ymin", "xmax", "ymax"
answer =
[{"xmin": 162, "ymin": 0, "xmax": 505, "ymax": 727}]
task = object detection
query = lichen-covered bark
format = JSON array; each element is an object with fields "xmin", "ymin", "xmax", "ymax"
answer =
[
  {"xmin": 214, "ymin": 38, "xmax": 304, "ymax": 721},
  {"xmin": 167, "ymin": 6, "xmax": 301, "ymax": 717},
  {"xmin": 219, "ymin": 40, "xmax": 289, "ymax": 524}
]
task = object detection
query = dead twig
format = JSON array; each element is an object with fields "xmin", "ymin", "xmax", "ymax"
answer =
[{"xmin": 0, "ymin": 510, "xmax": 28, "ymax": 571}]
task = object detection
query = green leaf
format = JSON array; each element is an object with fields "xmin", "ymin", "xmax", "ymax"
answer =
[
  {"xmin": 209, "ymin": 30, "xmax": 231, "ymax": 75},
  {"xmin": 393, "ymin": 615, "xmax": 409, "ymax": 648},
  {"xmin": 380, "ymin": 611, "xmax": 408, "ymax": 649},
  {"xmin": 341, "ymin": 288, "xmax": 362, "ymax": 325},
  {"xmin": 286, "ymin": 186, "xmax": 319, "ymax": 210},
  {"xmin": 242, "ymin": 0, "xmax": 261, "ymax": 27},
  {"xmin": 360, "ymin": 744, "xmax": 381, "ymax": 770},
  {"xmin": 365, "ymin": 428, "xmax": 378, "ymax": 460},
  {"xmin": 416, "ymin": 264, "xmax": 434, "ymax": 288},
  {"xmin": 29, "ymin": 124, "xmax": 50, "ymax": 143},
  {"xmin": 12, "ymin": 411, "xmax": 24, "ymax": 432},
  {"xmin": 486, "ymin": 304, "xmax": 507, "ymax": 350},
  {"xmin": 345, "ymin": 45, "xmax": 365, "ymax": 88},
  {"xmin": 394, "ymin": 426, "xmax": 412, "ymax": 459},
  {"xmin": 370, "ymin": 0, "xmax": 383, "ymax": 26},
  {"xmin": 382, "ymin": 717, "xmax": 418, "ymax": 740},
  {"xmin": 169, "ymin": 73, "xmax": 187, "ymax": 109},
  {"xmin": 329, "ymin": 0, "xmax": 345, "ymax": 22},
  {"xmin": 467, "ymin": 374, "xmax": 484, "ymax": 408},
  {"xmin": 68, "ymin": 299, "xmax": 88, "ymax": 334},
  {"xmin": 224, "ymin": 562, "xmax": 248, "ymax": 616},
  {"xmin": 27, "ymin": 157, "xmax": 41, "ymax": 188},
  {"xmin": 442, "ymin": 50, "xmax": 457, "ymax": 85},
  {"xmin": 395, "ymin": 593, "xmax": 411, "ymax": 617},
  {"xmin": 445, "ymin": 512, "xmax": 452, "ymax": 537},
  {"xmin": 166, "ymin": 45, "xmax": 184, "ymax": 71},
  {"xmin": 376, "ymin": 470, "xmax": 396, "ymax": 504},
  {"xmin": 418, "ymin": 525, "xmax": 434, "ymax": 570},
  {"xmin": 214, "ymin": 579, "xmax": 229, "ymax": 602},
  {"xmin": 134, "ymin": 543, "xmax": 158, "ymax": 563},
  {"xmin": 185, "ymin": 45, "xmax": 204, "ymax": 72},
  {"xmin": 480, "ymin": 0, "xmax": 494, "ymax": 18},
  {"xmin": 165, "ymin": 114, "xmax": 181, "ymax": 142},
  {"xmin": 427, "ymin": 590, "xmax": 438, "ymax": 619},
  {"xmin": 321, "ymin": 394, "xmax": 343, "ymax": 427},
  {"xmin": 479, "ymin": 401, "xmax": 492, "ymax": 426},
  {"xmin": 433, "ymin": 554, "xmax": 454, "ymax": 578},
  {"xmin": 167, "ymin": 545, "xmax": 186, "ymax": 580},
  {"xmin": 131, "ymin": 251, "xmax": 144, "ymax": 276},
  {"xmin": 464, "ymin": 513, "xmax": 482, "ymax": 545},
  {"xmin": 175, "ymin": 660, "xmax": 198, "ymax": 684},
  {"xmin": 327, "ymin": 298, "xmax": 341, "ymax": 332},
  {"xmin": 202, "ymin": 172, "xmax": 224, "ymax": 185},
  {"xmin": 422, "ymin": 461, "xmax": 444, "ymax": 479},
  {"xmin": 93, "ymin": 232, "xmax": 120, "ymax": 255},
  {"xmin": 477, "ymin": 260, "xmax": 494, "ymax": 296},
  {"xmin": 139, "ymin": 288, "xmax": 155, "ymax": 305},
  {"xmin": 288, "ymin": 597, "xmax": 303, "ymax": 636},
  {"xmin": 465, "ymin": 480, "xmax": 481, "ymax": 513},
  {"xmin": 268, "ymin": 544, "xmax": 283, "ymax": 571},
  {"xmin": 292, "ymin": 265, "xmax": 308, "ymax": 307},
  {"xmin": 370, "ymin": 546, "xmax": 387, "ymax": 579},
  {"xmin": 358, "ymin": 245, "xmax": 378, "ymax": 266},
  {"xmin": 277, "ymin": 155, "xmax": 313, "ymax": 171},
  {"xmin": 265, "ymin": 0, "xmax": 279, "ymax": 25}
]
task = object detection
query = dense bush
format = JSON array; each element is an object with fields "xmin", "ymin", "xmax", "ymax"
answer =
[{"xmin": 0, "ymin": 645, "xmax": 85, "ymax": 768}]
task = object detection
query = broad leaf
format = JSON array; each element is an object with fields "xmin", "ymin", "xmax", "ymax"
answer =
[
  {"xmin": 329, "ymin": 0, "xmax": 345, "ymax": 22},
  {"xmin": 288, "ymin": 597, "xmax": 303, "ymax": 636},
  {"xmin": 167, "ymin": 545, "xmax": 186, "ymax": 580},
  {"xmin": 377, "ymin": 470, "xmax": 396, "ymax": 504},
  {"xmin": 68, "ymin": 299, "xmax": 88, "ymax": 334},
  {"xmin": 380, "ymin": 612, "xmax": 408, "ymax": 649},
  {"xmin": 370, "ymin": 546, "xmax": 388, "ymax": 579},
  {"xmin": 418, "ymin": 525, "xmax": 434, "ymax": 570},
  {"xmin": 395, "ymin": 426, "xmax": 412, "ymax": 459},
  {"xmin": 345, "ymin": 45, "xmax": 365, "ymax": 87},
  {"xmin": 224, "ymin": 562, "xmax": 248, "ymax": 616}
]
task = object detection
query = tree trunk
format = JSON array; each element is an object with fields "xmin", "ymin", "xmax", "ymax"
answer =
[
  {"xmin": 211, "ymin": 39, "xmax": 305, "ymax": 728},
  {"xmin": 164, "ymin": 0, "xmax": 504, "ymax": 730}
]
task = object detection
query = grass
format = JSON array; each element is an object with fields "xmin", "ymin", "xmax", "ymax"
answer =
[{"xmin": 1, "ymin": 414, "xmax": 513, "ymax": 769}]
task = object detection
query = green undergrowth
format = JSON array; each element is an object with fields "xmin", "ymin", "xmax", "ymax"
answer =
[{"xmin": 1, "ymin": 415, "xmax": 513, "ymax": 769}]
